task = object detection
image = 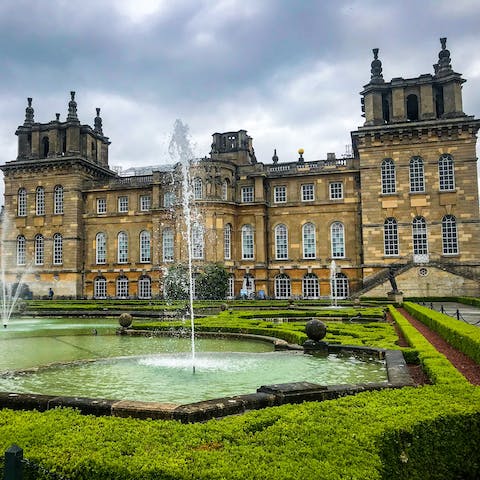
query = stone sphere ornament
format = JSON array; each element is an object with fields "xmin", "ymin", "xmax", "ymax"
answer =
[
  {"xmin": 119, "ymin": 312, "xmax": 133, "ymax": 328},
  {"xmin": 305, "ymin": 319, "xmax": 327, "ymax": 342}
]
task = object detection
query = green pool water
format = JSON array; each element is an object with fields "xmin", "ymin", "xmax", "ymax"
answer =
[{"xmin": 0, "ymin": 318, "xmax": 388, "ymax": 404}]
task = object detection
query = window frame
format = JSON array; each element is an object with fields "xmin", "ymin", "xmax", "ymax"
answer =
[
  {"xmin": 302, "ymin": 222, "xmax": 316, "ymax": 259},
  {"xmin": 117, "ymin": 231, "xmax": 128, "ymax": 264},
  {"xmin": 53, "ymin": 233, "xmax": 63, "ymax": 265},
  {"xmin": 274, "ymin": 185, "xmax": 287, "ymax": 203},
  {"xmin": 16, "ymin": 235, "xmax": 26, "ymax": 266},
  {"xmin": 36, "ymin": 186, "xmax": 45, "ymax": 216},
  {"xmin": 34, "ymin": 234, "xmax": 44, "ymax": 265},
  {"xmin": 118, "ymin": 196, "xmax": 129, "ymax": 213},
  {"xmin": 94, "ymin": 277, "xmax": 107, "ymax": 299},
  {"xmin": 241, "ymin": 186, "xmax": 254, "ymax": 203},
  {"xmin": 409, "ymin": 156, "xmax": 425, "ymax": 193},
  {"xmin": 438, "ymin": 154, "xmax": 455, "ymax": 191},
  {"xmin": 17, "ymin": 188, "xmax": 27, "ymax": 217},
  {"xmin": 274, "ymin": 224, "xmax": 288, "ymax": 260},
  {"xmin": 329, "ymin": 182, "xmax": 343, "ymax": 200},
  {"xmin": 162, "ymin": 228, "xmax": 174, "ymax": 262},
  {"xmin": 412, "ymin": 216, "xmax": 428, "ymax": 255},
  {"xmin": 241, "ymin": 224, "xmax": 254, "ymax": 260},
  {"xmin": 224, "ymin": 223, "xmax": 231, "ymax": 260},
  {"xmin": 138, "ymin": 276, "xmax": 152, "ymax": 299},
  {"xmin": 331, "ymin": 221, "xmax": 345, "ymax": 258},
  {"xmin": 54, "ymin": 185, "xmax": 64, "ymax": 215},
  {"xmin": 383, "ymin": 218, "xmax": 399, "ymax": 256},
  {"xmin": 140, "ymin": 195, "xmax": 151, "ymax": 212},
  {"xmin": 441, "ymin": 215, "xmax": 458, "ymax": 255},
  {"xmin": 274, "ymin": 274, "xmax": 291, "ymax": 299},
  {"xmin": 96, "ymin": 232, "xmax": 107, "ymax": 265},
  {"xmin": 301, "ymin": 183, "xmax": 315, "ymax": 202},
  {"xmin": 381, "ymin": 158, "xmax": 396, "ymax": 194},
  {"xmin": 96, "ymin": 198, "xmax": 107, "ymax": 214},
  {"xmin": 302, "ymin": 273, "xmax": 319, "ymax": 299},
  {"xmin": 139, "ymin": 230, "xmax": 151, "ymax": 263}
]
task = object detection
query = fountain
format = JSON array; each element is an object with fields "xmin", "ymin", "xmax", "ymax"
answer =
[
  {"xmin": 330, "ymin": 260, "xmax": 337, "ymax": 307},
  {"xmin": 0, "ymin": 213, "xmax": 32, "ymax": 327},
  {"xmin": 167, "ymin": 119, "xmax": 198, "ymax": 373}
]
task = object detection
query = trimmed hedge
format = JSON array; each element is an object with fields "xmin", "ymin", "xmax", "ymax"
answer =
[
  {"xmin": 404, "ymin": 302, "xmax": 480, "ymax": 364},
  {"xmin": 0, "ymin": 386, "xmax": 478, "ymax": 479},
  {"xmin": 389, "ymin": 306, "xmax": 468, "ymax": 386}
]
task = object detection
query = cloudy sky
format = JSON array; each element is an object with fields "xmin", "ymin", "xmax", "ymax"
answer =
[{"xmin": 0, "ymin": 0, "xmax": 479, "ymax": 189}]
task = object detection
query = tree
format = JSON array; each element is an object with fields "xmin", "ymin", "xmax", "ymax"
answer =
[
  {"xmin": 163, "ymin": 264, "xmax": 190, "ymax": 300},
  {"xmin": 196, "ymin": 263, "xmax": 229, "ymax": 300}
]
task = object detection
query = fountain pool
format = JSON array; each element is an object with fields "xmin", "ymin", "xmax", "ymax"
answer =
[{"xmin": 0, "ymin": 318, "xmax": 388, "ymax": 405}]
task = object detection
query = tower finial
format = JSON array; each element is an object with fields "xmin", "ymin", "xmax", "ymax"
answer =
[
  {"xmin": 94, "ymin": 107, "xmax": 103, "ymax": 134},
  {"xmin": 67, "ymin": 91, "xmax": 79, "ymax": 122},
  {"xmin": 435, "ymin": 37, "xmax": 452, "ymax": 76},
  {"xmin": 24, "ymin": 97, "xmax": 34, "ymax": 125},
  {"xmin": 370, "ymin": 48, "xmax": 384, "ymax": 83}
]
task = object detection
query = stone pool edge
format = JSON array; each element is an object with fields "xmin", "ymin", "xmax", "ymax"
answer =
[{"xmin": 0, "ymin": 332, "xmax": 413, "ymax": 422}]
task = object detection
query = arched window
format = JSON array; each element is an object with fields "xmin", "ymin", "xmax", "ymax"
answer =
[
  {"xmin": 412, "ymin": 216, "xmax": 428, "ymax": 256},
  {"xmin": 274, "ymin": 274, "xmax": 291, "ymax": 299},
  {"xmin": 36, "ymin": 186, "xmax": 45, "ymax": 216},
  {"xmin": 53, "ymin": 233, "xmax": 63, "ymax": 265},
  {"xmin": 192, "ymin": 223, "xmax": 204, "ymax": 259},
  {"xmin": 241, "ymin": 225, "xmax": 254, "ymax": 259},
  {"xmin": 138, "ymin": 275, "xmax": 152, "ymax": 299},
  {"xmin": 409, "ymin": 157, "xmax": 425, "ymax": 192},
  {"xmin": 438, "ymin": 154, "xmax": 455, "ymax": 191},
  {"xmin": 96, "ymin": 233, "xmax": 107, "ymax": 264},
  {"xmin": 41, "ymin": 136, "xmax": 49, "ymax": 158},
  {"xmin": 94, "ymin": 276, "xmax": 107, "ymax": 299},
  {"xmin": 34, "ymin": 234, "xmax": 44, "ymax": 265},
  {"xmin": 116, "ymin": 275, "xmax": 129, "ymax": 299},
  {"xmin": 17, "ymin": 188, "xmax": 27, "ymax": 217},
  {"xmin": 224, "ymin": 223, "xmax": 231, "ymax": 260},
  {"xmin": 242, "ymin": 274, "xmax": 255, "ymax": 297},
  {"xmin": 139, "ymin": 231, "xmax": 151, "ymax": 263},
  {"xmin": 333, "ymin": 273, "xmax": 349, "ymax": 299},
  {"xmin": 331, "ymin": 222, "xmax": 345, "ymax": 258},
  {"xmin": 275, "ymin": 224, "xmax": 288, "ymax": 260},
  {"xmin": 384, "ymin": 218, "xmax": 399, "ymax": 256},
  {"xmin": 54, "ymin": 185, "xmax": 64, "ymax": 214},
  {"xmin": 16, "ymin": 235, "xmax": 26, "ymax": 266},
  {"xmin": 117, "ymin": 232, "xmax": 128, "ymax": 263},
  {"xmin": 442, "ymin": 215, "xmax": 458, "ymax": 255},
  {"xmin": 406, "ymin": 94, "xmax": 419, "ymax": 121},
  {"xmin": 193, "ymin": 177, "xmax": 203, "ymax": 200},
  {"xmin": 302, "ymin": 223, "xmax": 316, "ymax": 259},
  {"xmin": 162, "ymin": 228, "xmax": 174, "ymax": 262},
  {"xmin": 302, "ymin": 273, "xmax": 319, "ymax": 299},
  {"xmin": 381, "ymin": 158, "xmax": 396, "ymax": 194}
]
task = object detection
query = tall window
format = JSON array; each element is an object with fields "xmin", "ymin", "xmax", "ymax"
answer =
[
  {"xmin": 117, "ymin": 232, "xmax": 128, "ymax": 263},
  {"xmin": 274, "ymin": 185, "xmax": 287, "ymax": 203},
  {"xmin": 96, "ymin": 232, "xmax": 107, "ymax": 264},
  {"xmin": 97, "ymin": 198, "xmax": 106, "ymax": 214},
  {"xmin": 275, "ymin": 224, "xmax": 288, "ymax": 259},
  {"xmin": 17, "ymin": 188, "xmax": 27, "ymax": 216},
  {"xmin": 164, "ymin": 191, "xmax": 175, "ymax": 207},
  {"xmin": 16, "ymin": 236, "xmax": 26, "ymax": 266},
  {"xmin": 409, "ymin": 157, "xmax": 425, "ymax": 193},
  {"xmin": 384, "ymin": 218, "xmax": 399, "ymax": 256},
  {"xmin": 302, "ymin": 273, "xmax": 319, "ymax": 299},
  {"xmin": 331, "ymin": 222, "xmax": 345, "ymax": 258},
  {"xmin": 193, "ymin": 178, "xmax": 203, "ymax": 200},
  {"xmin": 53, "ymin": 233, "xmax": 63, "ymax": 265},
  {"xmin": 241, "ymin": 186, "xmax": 254, "ymax": 203},
  {"xmin": 224, "ymin": 223, "xmax": 232, "ymax": 260},
  {"xmin": 438, "ymin": 154, "xmax": 455, "ymax": 191},
  {"xmin": 412, "ymin": 217, "xmax": 428, "ymax": 255},
  {"xmin": 34, "ymin": 234, "xmax": 44, "ymax": 265},
  {"xmin": 442, "ymin": 215, "xmax": 458, "ymax": 255},
  {"xmin": 274, "ymin": 274, "xmax": 291, "ymax": 299},
  {"xmin": 140, "ymin": 195, "xmax": 151, "ymax": 211},
  {"xmin": 301, "ymin": 184, "xmax": 314, "ymax": 201},
  {"xmin": 139, "ymin": 231, "xmax": 151, "ymax": 263},
  {"xmin": 381, "ymin": 158, "xmax": 396, "ymax": 194},
  {"xmin": 162, "ymin": 228, "xmax": 174, "ymax": 262},
  {"xmin": 334, "ymin": 273, "xmax": 349, "ymax": 299},
  {"xmin": 227, "ymin": 275, "xmax": 235, "ymax": 299},
  {"xmin": 192, "ymin": 223, "xmax": 204, "ymax": 259},
  {"xmin": 241, "ymin": 225, "xmax": 254, "ymax": 259},
  {"xmin": 54, "ymin": 185, "xmax": 64, "ymax": 214},
  {"xmin": 118, "ymin": 196, "xmax": 129, "ymax": 213},
  {"xmin": 138, "ymin": 276, "xmax": 152, "ymax": 299},
  {"xmin": 94, "ymin": 276, "xmax": 107, "ymax": 299},
  {"xmin": 302, "ymin": 223, "xmax": 316, "ymax": 259},
  {"xmin": 222, "ymin": 180, "xmax": 228, "ymax": 200},
  {"xmin": 116, "ymin": 275, "xmax": 129, "ymax": 298},
  {"xmin": 36, "ymin": 186, "xmax": 45, "ymax": 215},
  {"xmin": 329, "ymin": 182, "xmax": 343, "ymax": 200}
]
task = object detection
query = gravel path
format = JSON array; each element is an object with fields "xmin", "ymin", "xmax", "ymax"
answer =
[{"xmin": 397, "ymin": 307, "xmax": 480, "ymax": 386}]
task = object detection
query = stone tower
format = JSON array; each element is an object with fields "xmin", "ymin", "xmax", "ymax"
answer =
[
  {"xmin": 1, "ymin": 93, "xmax": 116, "ymax": 297},
  {"xmin": 352, "ymin": 38, "xmax": 480, "ymax": 296}
]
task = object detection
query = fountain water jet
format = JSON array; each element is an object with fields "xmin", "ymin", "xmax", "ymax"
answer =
[{"xmin": 168, "ymin": 119, "xmax": 198, "ymax": 373}]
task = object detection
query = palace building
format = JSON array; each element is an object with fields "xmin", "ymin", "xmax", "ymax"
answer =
[{"xmin": 1, "ymin": 38, "xmax": 479, "ymax": 299}]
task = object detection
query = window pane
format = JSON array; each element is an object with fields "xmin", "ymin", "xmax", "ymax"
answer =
[
  {"xmin": 140, "ymin": 231, "xmax": 151, "ymax": 263},
  {"xmin": 331, "ymin": 222, "xmax": 345, "ymax": 258},
  {"xmin": 381, "ymin": 159, "xmax": 396, "ymax": 194},
  {"xmin": 242, "ymin": 225, "xmax": 254, "ymax": 259},
  {"xmin": 163, "ymin": 229, "xmax": 174, "ymax": 262},
  {"xmin": 275, "ymin": 224, "xmax": 288, "ymax": 259},
  {"xmin": 302, "ymin": 223, "xmax": 316, "ymax": 259},
  {"xmin": 18, "ymin": 189, "xmax": 27, "ymax": 216},
  {"xmin": 53, "ymin": 233, "xmax": 63, "ymax": 265},
  {"xmin": 442, "ymin": 215, "xmax": 458, "ymax": 255},
  {"xmin": 54, "ymin": 185, "xmax": 64, "ymax": 214},
  {"xmin": 409, "ymin": 157, "xmax": 425, "ymax": 193},
  {"xmin": 118, "ymin": 232, "xmax": 128, "ymax": 263},
  {"xmin": 96, "ymin": 233, "xmax": 106, "ymax": 264},
  {"xmin": 224, "ymin": 224, "xmax": 231, "ymax": 260},
  {"xmin": 439, "ymin": 154, "xmax": 455, "ymax": 191},
  {"xmin": 384, "ymin": 218, "xmax": 399, "ymax": 256}
]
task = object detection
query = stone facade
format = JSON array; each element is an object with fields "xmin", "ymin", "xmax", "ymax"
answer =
[{"xmin": 1, "ymin": 39, "xmax": 479, "ymax": 299}]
